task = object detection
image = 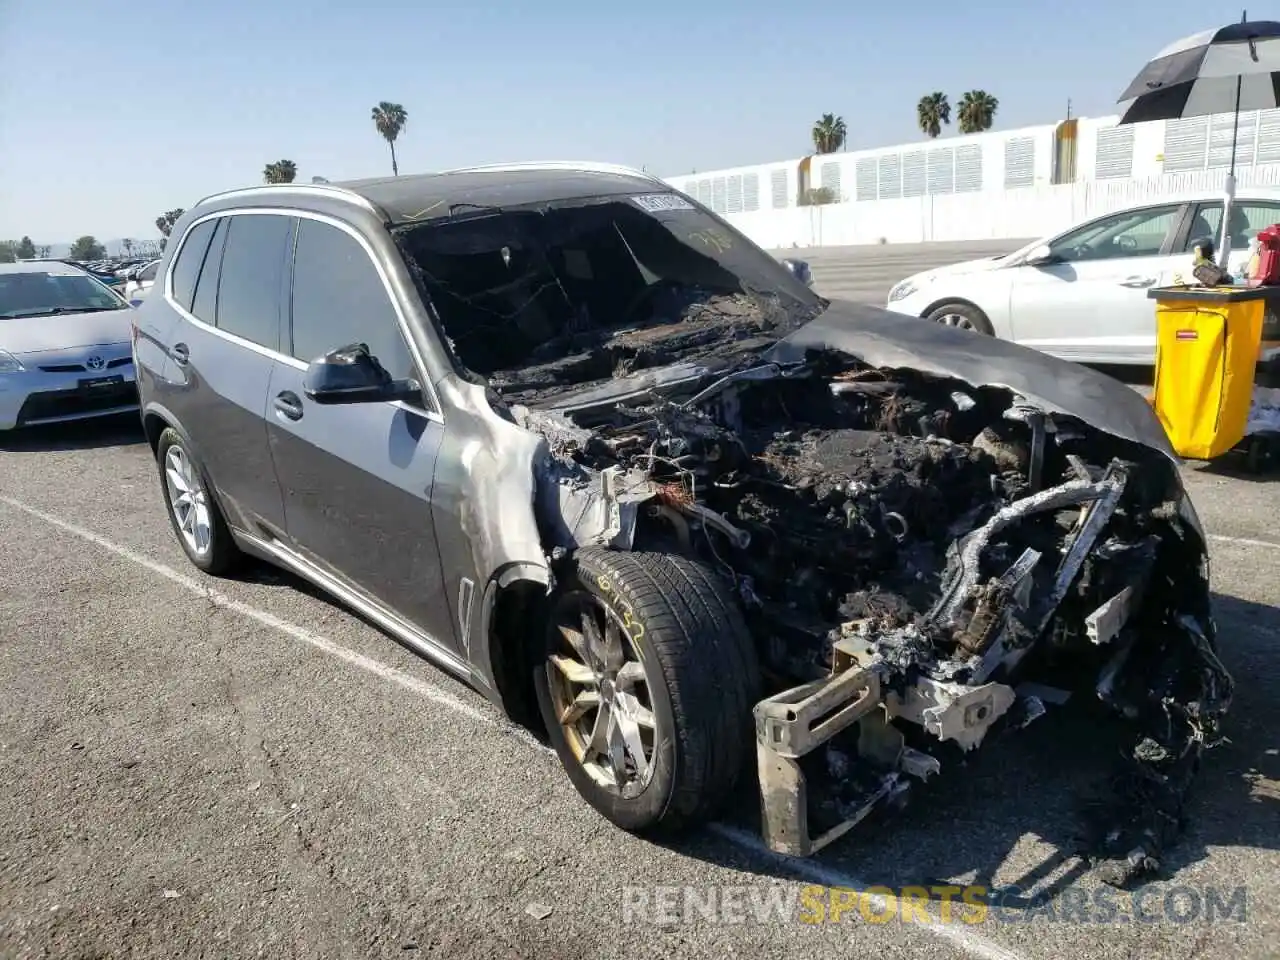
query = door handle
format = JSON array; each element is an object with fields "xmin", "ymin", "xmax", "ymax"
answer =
[
  {"xmin": 273, "ymin": 391, "xmax": 303, "ymax": 421},
  {"xmin": 1119, "ymin": 276, "xmax": 1157, "ymax": 288},
  {"xmin": 169, "ymin": 342, "xmax": 189, "ymax": 365}
]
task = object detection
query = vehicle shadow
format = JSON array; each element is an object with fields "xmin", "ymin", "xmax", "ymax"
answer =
[
  {"xmin": 667, "ymin": 590, "xmax": 1277, "ymax": 913},
  {"xmin": 0, "ymin": 414, "xmax": 147, "ymax": 452},
  {"xmin": 221, "ymin": 555, "xmax": 336, "ymax": 606},
  {"xmin": 1085, "ymin": 363, "xmax": 1152, "ymax": 390},
  {"xmin": 1193, "ymin": 446, "xmax": 1280, "ymax": 481}
]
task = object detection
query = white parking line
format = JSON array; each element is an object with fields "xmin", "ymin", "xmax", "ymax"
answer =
[
  {"xmin": 708, "ymin": 824, "xmax": 1029, "ymax": 960},
  {"xmin": 0, "ymin": 493, "xmax": 1028, "ymax": 960},
  {"xmin": 1209, "ymin": 533, "xmax": 1280, "ymax": 550},
  {"xmin": 0, "ymin": 494, "xmax": 488, "ymax": 724}
]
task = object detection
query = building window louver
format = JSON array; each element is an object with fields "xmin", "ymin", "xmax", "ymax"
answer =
[
  {"xmin": 955, "ymin": 144, "xmax": 983, "ymax": 192},
  {"xmin": 770, "ymin": 169, "xmax": 788, "ymax": 208},
  {"xmin": 1004, "ymin": 137, "xmax": 1035, "ymax": 188},
  {"xmin": 1094, "ymin": 125, "xmax": 1135, "ymax": 179},
  {"xmin": 855, "ymin": 158, "xmax": 877, "ymax": 201},
  {"xmin": 877, "ymin": 154, "xmax": 902, "ymax": 199}
]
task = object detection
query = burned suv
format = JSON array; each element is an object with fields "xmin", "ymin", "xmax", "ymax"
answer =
[{"xmin": 133, "ymin": 163, "xmax": 1230, "ymax": 886}]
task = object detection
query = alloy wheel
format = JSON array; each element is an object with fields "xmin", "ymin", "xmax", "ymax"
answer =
[
  {"xmin": 936, "ymin": 311, "xmax": 976, "ymax": 330},
  {"xmin": 546, "ymin": 591, "xmax": 658, "ymax": 798},
  {"xmin": 164, "ymin": 444, "xmax": 213, "ymax": 557}
]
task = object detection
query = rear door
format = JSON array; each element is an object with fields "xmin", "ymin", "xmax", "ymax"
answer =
[
  {"xmin": 1170, "ymin": 197, "xmax": 1280, "ymax": 276},
  {"xmin": 1173, "ymin": 197, "xmax": 1280, "ymax": 360},
  {"xmin": 161, "ymin": 212, "xmax": 292, "ymax": 536},
  {"xmin": 1007, "ymin": 203, "xmax": 1186, "ymax": 363},
  {"xmin": 265, "ymin": 215, "xmax": 458, "ymax": 653}
]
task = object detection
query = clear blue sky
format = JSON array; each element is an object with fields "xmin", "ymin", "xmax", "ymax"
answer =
[{"xmin": 0, "ymin": 0, "xmax": 1239, "ymax": 244}]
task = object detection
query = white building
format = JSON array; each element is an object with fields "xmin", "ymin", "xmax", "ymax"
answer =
[{"xmin": 661, "ymin": 110, "xmax": 1280, "ymax": 248}]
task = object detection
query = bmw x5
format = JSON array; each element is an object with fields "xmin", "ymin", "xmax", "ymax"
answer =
[{"xmin": 133, "ymin": 164, "xmax": 1230, "ymax": 886}]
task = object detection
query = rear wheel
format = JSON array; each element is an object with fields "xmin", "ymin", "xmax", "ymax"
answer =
[
  {"xmin": 534, "ymin": 548, "xmax": 761, "ymax": 833},
  {"xmin": 925, "ymin": 301, "xmax": 994, "ymax": 336},
  {"xmin": 156, "ymin": 427, "xmax": 241, "ymax": 575}
]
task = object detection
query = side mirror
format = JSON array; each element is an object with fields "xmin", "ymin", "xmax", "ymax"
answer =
[
  {"xmin": 782, "ymin": 257, "xmax": 814, "ymax": 286},
  {"xmin": 303, "ymin": 342, "xmax": 421, "ymax": 405},
  {"xmin": 1023, "ymin": 244, "xmax": 1057, "ymax": 266}
]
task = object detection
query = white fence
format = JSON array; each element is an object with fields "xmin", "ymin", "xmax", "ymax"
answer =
[{"xmin": 714, "ymin": 164, "xmax": 1280, "ymax": 249}]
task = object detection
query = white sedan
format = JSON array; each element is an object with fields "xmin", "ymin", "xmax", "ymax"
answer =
[
  {"xmin": 123, "ymin": 259, "xmax": 161, "ymax": 302},
  {"xmin": 884, "ymin": 190, "xmax": 1280, "ymax": 364}
]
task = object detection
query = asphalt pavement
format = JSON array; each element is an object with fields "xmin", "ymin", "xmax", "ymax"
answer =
[{"xmin": 1, "ymin": 239, "xmax": 1277, "ymax": 960}]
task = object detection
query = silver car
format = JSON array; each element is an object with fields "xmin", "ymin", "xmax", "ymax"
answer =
[
  {"xmin": 123, "ymin": 259, "xmax": 161, "ymax": 303},
  {"xmin": 0, "ymin": 262, "xmax": 139, "ymax": 431}
]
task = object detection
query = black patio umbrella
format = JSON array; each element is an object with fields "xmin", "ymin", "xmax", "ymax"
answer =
[{"xmin": 1117, "ymin": 14, "xmax": 1280, "ymax": 264}]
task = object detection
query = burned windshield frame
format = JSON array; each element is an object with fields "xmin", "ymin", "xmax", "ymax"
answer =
[{"xmin": 392, "ymin": 195, "xmax": 825, "ymax": 383}]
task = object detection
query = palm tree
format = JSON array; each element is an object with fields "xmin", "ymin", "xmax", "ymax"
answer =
[
  {"xmin": 155, "ymin": 209, "xmax": 185, "ymax": 238},
  {"xmin": 811, "ymin": 114, "xmax": 847, "ymax": 154},
  {"xmin": 371, "ymin": 101, "xmax": 409, "ymax": 175},
  {"xmin": 917, "ymin": 92, "xmax": 951, "ymax": 139},
  {"xmin": 122, "ymin": 238, "xmax": 134, "ymax": 256},
  {"xmin": 263, "ymin": 159, "xmax": 298, "ymax": 184},
  {"xmin": 958, "ymin": 91, "xmax": 999, "ymax": 134}
]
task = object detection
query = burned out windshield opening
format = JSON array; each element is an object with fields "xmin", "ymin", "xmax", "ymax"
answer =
[{"xmin": 396, "ymin": 197, "xmax": 825, "ymax": 398}]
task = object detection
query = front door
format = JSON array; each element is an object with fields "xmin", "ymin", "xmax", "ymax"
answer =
[
  {"xmin": 264, "ymin": 215, "xmax": 458, "ymax": 653},
  {"xmin": 1008, "ymin": 203, "xmax": 1185, "ymax": 363}
]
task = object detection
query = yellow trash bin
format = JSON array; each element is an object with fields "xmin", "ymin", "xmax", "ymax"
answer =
[{"xmin": 1146, "ymin": 285, "xmax": 1279, "ymax": 460}]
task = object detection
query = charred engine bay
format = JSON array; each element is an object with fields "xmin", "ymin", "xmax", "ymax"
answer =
[{"xmin": 532, "ymin": 352, "xmax": 1233, "ymax": 886}]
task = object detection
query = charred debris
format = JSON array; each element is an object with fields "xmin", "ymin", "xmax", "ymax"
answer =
[{"xmin": 514, "ymin": 348, "xmax": 1232, "ymax": 887}]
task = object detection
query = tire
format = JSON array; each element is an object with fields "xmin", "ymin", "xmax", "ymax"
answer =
[
  {"xmin": 155, "ymin": 427, "xmax": 241, "ymax": 575},
  {"xmin": 534, "ymin": 547, "xmax": 761, "ymax": 834},
  {"xmin": 925, "ymin": 301, "xmax": 995, "ymax": 336}
]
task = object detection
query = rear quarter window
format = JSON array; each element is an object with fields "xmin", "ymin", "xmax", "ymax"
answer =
[
  {"xmin": 190, "ymin": 218, "xmax": 229, "ymax": 324},
  {"xmin": 168, "ymin": 219, "xmax": 218, "ymax": 311}
]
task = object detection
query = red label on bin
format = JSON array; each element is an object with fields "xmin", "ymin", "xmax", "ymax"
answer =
[{"xmin": 1176, "ymin": 330, "xmax": 1199, "ymax": 340}]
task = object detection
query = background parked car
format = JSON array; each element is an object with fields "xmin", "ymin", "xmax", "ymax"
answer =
[
  {"xmin": 123, "ymin": 259, "xmax": 161, "ymax": 302},
  {"xmin": 884, "ymin": 190, "xmax": 1280, "ymax": 364},
  {"xmin": 0, "ymin": 262, "xmax": 138, "ymax": 431}
]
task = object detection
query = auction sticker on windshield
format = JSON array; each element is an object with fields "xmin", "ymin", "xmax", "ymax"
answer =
[{"xmin": 631, "ymin": 194, "xmax": 695, "ymax": 213}]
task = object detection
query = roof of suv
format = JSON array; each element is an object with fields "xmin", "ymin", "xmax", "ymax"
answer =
[{"xmin": 196, "ymin": 163, "xmax": 671, "ymax": 228}]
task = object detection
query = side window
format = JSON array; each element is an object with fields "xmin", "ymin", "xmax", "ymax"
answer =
[
  {"xmin": 290, "ymin": 219, "xmax": 418, "ymax": 384},
  {"xmin": 167, "ymin": 219, "xmax": 217, "ymax": 311},
  {"xmin": 1049, "ymin": 204, "xmax": 1181, "ymax": 262},
  {"xmin": 215, "ymin": 214, "xmax": 293, "ymax": 351},
  {"xmin": 1185, "ymin": 200, "xmax": 1280, "ymax": 251},
  {"xmin": 190, "ymin": 218, "xmax": 228, "ymax": 324},
  {"xmin": 140, "ymin": 261, "xmax": 160, "ymax": 282}
]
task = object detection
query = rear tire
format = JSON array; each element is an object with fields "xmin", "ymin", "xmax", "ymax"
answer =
[
  {"xmin": 925, "ymin": 301, "xmax": 995, "ymax": 336},
  {"xmin": 155, "ymin": 427, "xmax": 241, "ymax": 576},
  {"xmin": 534, "ymin": 548, "xmax": 761, "ymax": 834}
]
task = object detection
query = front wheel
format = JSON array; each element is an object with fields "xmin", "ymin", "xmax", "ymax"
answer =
[
  {"xmin": 534, "ymin": 548, "xmax": 761, "ymax": 834},
  {"xmin": 925, "ymin": 301, "xmax": 995, "ymax": 336}
]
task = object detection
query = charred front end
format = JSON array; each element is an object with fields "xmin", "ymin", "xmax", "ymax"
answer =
[
  {"xmin": 389, "ymin": 181, "xmax": 1231, "ymax": 888},
  {"xmin": 518, "ymin": 353, "xmax": 1230, "ymax": 887}
]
